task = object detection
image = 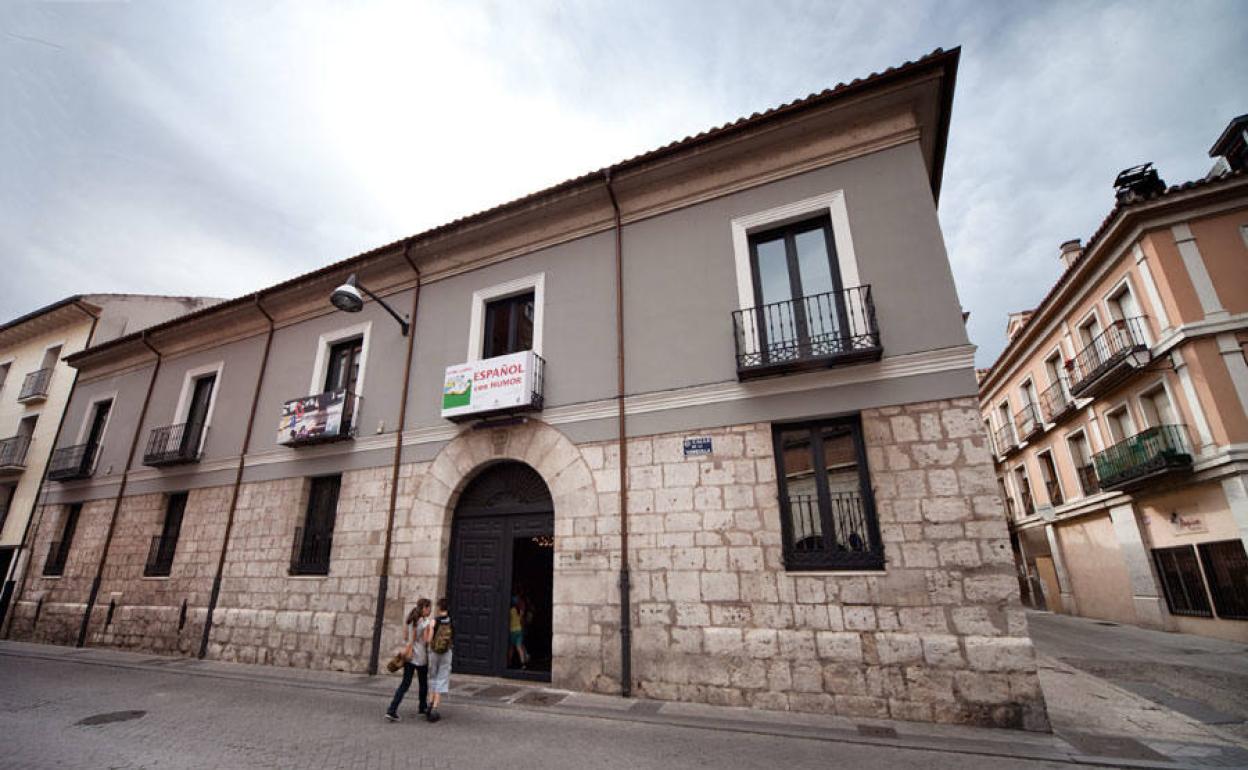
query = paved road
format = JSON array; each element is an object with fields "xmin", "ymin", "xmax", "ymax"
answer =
[
  {"xmin": 0, "ymin": 652, "xmax": 1070, "ymax": 770},
  {"xmin": 1028, "ymin": 612, "xmax": 1248, "ymax": 742}
]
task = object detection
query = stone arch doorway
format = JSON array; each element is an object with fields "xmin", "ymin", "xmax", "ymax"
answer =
[{"xmin": 447, "ymin": 461, "xmax": 554, "ymax": 681}]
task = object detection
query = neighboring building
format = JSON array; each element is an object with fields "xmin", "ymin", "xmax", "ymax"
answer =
[
  {"xmin": 5, "ymin": 48, "xmax": 1049, "ymax": 729},
  {"xmin": 0, "ymin": 295, "xmax": 220, "ymax": 627},
  {"xmin": 979, "ymin": 115, "xmax": 1248, "ymax": 643}
]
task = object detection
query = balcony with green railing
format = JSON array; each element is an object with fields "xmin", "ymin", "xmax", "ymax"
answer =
[{"xmin": 1092, "ymin": 425, "xmax": 1192, "ymax": 491}]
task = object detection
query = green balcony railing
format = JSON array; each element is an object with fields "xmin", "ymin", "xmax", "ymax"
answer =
[{"xmin": 1092, "ymin": 425, "xmax": 1192, "ymax": 491}]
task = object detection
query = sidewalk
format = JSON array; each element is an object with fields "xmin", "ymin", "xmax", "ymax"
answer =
[{"xmin": 2, "ymin": 639, "xmax": 1246, "ymax": 769}]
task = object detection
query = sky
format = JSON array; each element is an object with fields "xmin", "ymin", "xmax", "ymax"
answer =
[{"xmin": 1, "ymin": 1, "xmax": 1245, "ymax": 366}]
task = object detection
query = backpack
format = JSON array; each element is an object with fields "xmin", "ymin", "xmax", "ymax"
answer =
[{"xmin": 430, "ymin": 617, "xmax": 454, "ymax": 654}]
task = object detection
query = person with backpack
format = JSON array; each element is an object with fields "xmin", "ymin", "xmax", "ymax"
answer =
[
  {"xmin": 385, "ymin": 597, "xmax": 432, "ymax": 722},
  {"xmin": 424, "ymin": 596, "xmax": 454, "ymax": 723}
]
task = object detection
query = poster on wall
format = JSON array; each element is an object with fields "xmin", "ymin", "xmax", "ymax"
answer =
[
  {"xmin": 278, "ymin": 389, "xmax": 346, "ymax": 444},
  {"xmin": 441, "ymin": 350, "xmax": 536, "ymax": 419}
]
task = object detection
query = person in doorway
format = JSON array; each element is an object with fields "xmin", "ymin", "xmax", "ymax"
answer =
[
  {"xmin": 385, "ymin": 597, "xmax": 431, "ymax": 722},
  {"xmin": 508, "ymin": 595, "xmax": 530, "ymax": 669},
  {"xmin": 425, "ymin": 597, "xmax": 454, "ymax": 723}
]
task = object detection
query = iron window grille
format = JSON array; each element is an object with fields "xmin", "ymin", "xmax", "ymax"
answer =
[
  {"xmin": 144, "ymin": 493, "xmax": 187, "ymax": 577},
  {"xmin": 43, "ymin": 540, "xmax": 70, "ymax": 577},
  {"xmin": 17, "ymin": 368, "xmax": 53, "ymax": 402},
  {"xmin": 47, "ymin": 443, "xmax": 98, "ymax": 481},
  {"xmin": 143, "ymin": 422, "xmax": 208, "ymax": 466},
  {"xmin": 1092, "ymin": 425, "xmax": 1191, "ymax": 491},
  {"xmin": 289, "ymin": 527, "xmax": 334, "ymax": 576},
  {"xmin": 1038, "ymin": 378, "xmax": 1075, "ymax": 423},
  {"xmin": 1153, "ymin": 545, "xmax": 1213, "ymax": 618},
  {"xmin": 734, "ymin": 286, "xmax": 881, "ymax": 378},
  {"xmin": 772, "ymin": 417, "xmax": 883, "ymax": 571},
  {"xmin": 1197, "ymin": 540, "xmax": 1248, "ymax": 621},
  {"xmin": 0, "ymin": 435, "xmax": 32, "ymax": 471},
  {"xmin": 1068, "ymin": 317, "xmax": 1150, "ymax": 397}
]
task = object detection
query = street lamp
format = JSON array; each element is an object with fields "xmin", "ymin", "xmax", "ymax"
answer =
[{"xmin": 329, "ymin": 273, "xmax": 409, "ymax": 336}]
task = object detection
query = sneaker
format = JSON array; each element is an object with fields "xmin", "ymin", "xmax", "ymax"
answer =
[
  {"xmin": 418, "ymin": 705, "xmax": 427, "ymax": 714},
  {"xmin": 384, "ymin": 712, "xmax": 400, "ymax": 722},
  {"xmin": 426, "ymin": 708, "xmax": 440, "ymax": 723}
]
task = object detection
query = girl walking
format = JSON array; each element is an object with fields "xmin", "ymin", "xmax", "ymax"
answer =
[
  {"xmin": 385, "ymin": 597, "xmax": 431, "ymax": 722},
  {"xmin": 425, "ymin": 597, "xmax": 454, "ymax": 723}
]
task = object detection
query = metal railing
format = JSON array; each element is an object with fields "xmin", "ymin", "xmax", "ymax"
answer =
[
  {"xmin": 1069, "ymin": 317, "xmax": 1150, "ymax": 396},
  {"xmin": 1013, "ymin": 402, "xmax": 1043, "ymax": 440},
  {"xmin": 782, "ymin": 492, "xmax": 881, "ymax": 570},
  {"xmin": 43, "ymin": 539, "xmax": 69, "ymax": 576},
  {"xmin": 143, "ymin": 422, "xmax": 207, "ymax": 466},
  {"xmin": 1038, "ymin": 378, "xmax": 1075, "ymax": 423},
  {"xmin": 289, "ymin": 527, "xmax": 333, "ymax": 575},
  {"xmin": 278, "ymin": 390, "xmax": 360, "ymax": 447},
  {"xmin": 733, "ymin": 286, "xmax": 881, "ymax": 376},
  {"xmin": 0, "ymin": 435, "xmax": 32, "ymax": 471},
  {"xmin": 18, "ymin": 368, "xmax": 53, "ymax": 402},
  {"xmin": 1076, "ymin": 464, "xmax": 1099, "ymax": 497},
  {"xmin": 1093, "ymin": 425, "xmax": 1191, "ymax": 491},
  {"xmin": 47, "ymin": 443, "xmax": 98, "ymax": 481},
  {"xmin": 1044, "ymin": 479, "xmax": 1064, "ymax": 506},
  {"xmin": 995, "ymin": 423, "xmax": 1017, "ymax": 455},
  {"xmin": 144, "ymin": 534, "xmax": 178, "ymax": 577}
]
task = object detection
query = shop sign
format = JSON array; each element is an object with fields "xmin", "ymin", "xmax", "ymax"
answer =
[
  {"xmin": 442, "ymin": 350, "xmax": 536, "ymax": 419},
  {"xmin": 683, "ymin": 437, "xmax": 713, "ymax": 456},
  {"xmin": 278, "ymin": 389, "xmax": 347, "ymax": 444}
]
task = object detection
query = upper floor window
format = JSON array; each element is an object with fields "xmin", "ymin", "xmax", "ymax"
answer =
[
  {"xmin": 0, "ymin": 361, "xmax": 10, "ymax": 392},
  {"xmin": 1139, "ymin": 385, "xmax": 1177, "ymax": 427},
  {"xmin": 772, "ymin": 416, "xmax": 883, "ymax": 571},
  {"xmin": 483, "ymin": 292, "xmax": 535, "ymax": 358},
  {"xmin": 291, "ymin": 475, "xmax": 341, "ymax": 576},
  {"xmin": 324, "ymin": 337, "xmax": 363, "ymax": 393}
]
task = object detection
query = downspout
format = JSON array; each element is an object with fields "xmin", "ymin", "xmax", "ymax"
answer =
[
  {"xmin": 368, "ymin": 242, "xmax": 420, "ymax": 675},
  {"xmin": 199, "ymin": 295, "xmax": 275, "ymax": 658},
  {"xmin": 604, "ymin": 169, "xmax": 632, "ymax": 697},
  {"xmin": 1, "ymin": 301, "xmax": 100, "ymax": 638},
  {"xmin": 77, "ymin": 330, "xmax": 163, "ymax": 647}
]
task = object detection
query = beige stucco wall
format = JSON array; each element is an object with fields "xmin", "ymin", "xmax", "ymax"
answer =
[{"xmin": 1054, "ymin": 514, "xmax": 1137, "ymax": 624}]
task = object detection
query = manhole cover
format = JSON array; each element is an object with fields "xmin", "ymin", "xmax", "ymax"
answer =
[
  {"xmin": 76, "ymin": 710, "xmax": 146, "ymax": 727},
  {"xmin": 476, "ymin": 685, "xmax": 522, "ymax": 700},
  {"xmin": 857, "ymin": 724, "xmax": 898, "ymax": 738},
  {"xmin": 1060, "ymin": 730, "xmax": 1169, "ymax": 761},
  {"xmin": 515, "ymin": 691, "xmax": 568, "ymax": 707}
]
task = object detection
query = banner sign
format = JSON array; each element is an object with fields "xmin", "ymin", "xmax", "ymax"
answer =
[
  {"xmin": 683, "ymin": 437, "xmax": 713, "ymax": 456},
  {"xmin": 442, "ymin": 350, "xmax": 536, "ymax": 419},
  {"xmin": 278, "ymin": 389, "xmax": 347, "ymax": 444}
]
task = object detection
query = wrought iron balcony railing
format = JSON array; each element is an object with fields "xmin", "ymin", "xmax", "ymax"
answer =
[
  {"xmin": 47, "ymin": 443, "xmax": 98, "ymax": 481},
  {"xmin": 144, "ymin": 534, "xmax": 178, "ymax": 577},
  {"xmin": 995, "ymin": 423, "xmax": 1018, "ymax": 456},
  {"xmin": 1076, "ymin": 463, "xmax": 1100, "ymax": 497},
  {"xmin": 1038, "ymin": 378, "xmax": 1076, "ymax": 424},
  {"xmin": 277, "ymin": 390, "xmax": 360, "ymax": 447},
  {"xmin": 1069, "ymin": 317, "xmax": 1150, "ymax": 397},
  {"xmin": 143, "ymin": 422, "xmax": 207, "ymax": 467},
  {"xmin": 1013, "ymin": 402, "xmax": 1043, "ymax": 441},
  {"xmin": 0, "ymin": 435, "xmax": 32, "ymax": 472},
  {"xmin": 43, "ymin": 539, "xmax": 70, "ymax": 576},
  {"xmin": 733, "ymin": 286, "xmax": 881, "ymax": 379},
  {"xmin": 1045, "ymin": 479, "xmax": 1064, "ymax": 507},
  {"xmin": 1093, "ymin": 425, "xmax": 1192, "ymax": 491},
  {"xmin": 289, "ymin": 526, "xmax": 333, "ymax": 576},
  {"xmin": 17, "ymin": 368, "xmax": 53, "ymax": 402}
]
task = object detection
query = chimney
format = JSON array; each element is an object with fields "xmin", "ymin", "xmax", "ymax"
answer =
[
  {"xmin": 1209, "ymin": 113, "xmax": 1248, "ymax": 174},
  {"xmin": 1059, "ymin": 239, "xmax": 1083, "ymax": 269},
  {"xmin": 1114, "ymin": 163, "xmax": 1166, "ymax": 204}
]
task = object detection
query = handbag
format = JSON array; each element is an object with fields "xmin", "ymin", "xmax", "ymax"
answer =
[{"xmin": 385, "ymin": 645, "xmax": 412, "ymax": 673}]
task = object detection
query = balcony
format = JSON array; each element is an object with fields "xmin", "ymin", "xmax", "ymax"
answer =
[
  {"xmin": 17, "ymin": 368, "xmax": 52, "ymax": 403},
  {"xmin": 995, "ymin": 423, "xmax": 1018, "ymax": 456},
  {"xmin": 1013, "ymin": 402, "xmax": 1043, "ymax": 442},
  {"xmin": 0, "ymin": 435, "xmax": 32, "ymax": 474},
  {"xmin": 1038, "ymin": 378, "xmax": 1077, "ymax": 424},
  {"xmin": 42, "ymin": 539, "xmax": 69, "ymax": 577},
  {"xmin": 277, "ymin": 390, "xmax": 359, "ymax": 447},
  {"xmin": 733, "ymin": 286, "xmax": 881, "ymax": 380},
  {"xmin": 143, "ymin": 422, "xmax": 207, "ymax": 467},
  {"xmin": 289, "ymin": 526, "xmax": 333, "ymax": 576},
  {"xmin": 1076, "ymin": 464, "xmax": 1100, "ymax": 497},
  {"xmin": 1093, "ymin": 425, "xmax": 1192, "ymax": 492},
  {"xmin": 441, "ymin": 351, "xmax": 545, "ymax": 422},
  {"xmin": 47, "ymin": 443, "xmax": 97, "ymax": 481},
  {"xmin": 1069, "ymin": 317, "xmax": 1151, "ymax": 398},
  {"xmin": 144, "ymin": 534, "xmax": 178, "ymax": 577}
]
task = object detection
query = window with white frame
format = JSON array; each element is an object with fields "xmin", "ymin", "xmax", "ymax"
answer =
[
  {"xmin": 1036, "ymin": 450, "xmax": 1063, "ymax": 506},
  {"xmin": 1013, "ymin": 465, "xmax": 1035, "ymax": 515},
  {"xmin": 1139, "ymin": 384, "xmax": 1178, "ymax": 428},
  {"xmin": 1103, "ymin": 405, "xmax": 1135, "ymax": 443},
  {"xmin": 467, "ymin": 274, "xmax": 544, "ymax": 362},
  {"xmin": 1067, "ymin": 430, "xmax": 1097, "ymax": 497}
]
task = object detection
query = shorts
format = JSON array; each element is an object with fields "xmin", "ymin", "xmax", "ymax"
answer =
[
  {"xmin": 428, "ymin": 651, "xmax": 452, "ymax": 694},
  {"xmin": 509, "ymin": 630, "xmax": 524, "ymax": 647}
]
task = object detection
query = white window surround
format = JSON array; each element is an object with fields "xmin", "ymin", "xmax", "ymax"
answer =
[
  {"xmin": 1074, "ymin": 307, "xmax": 1103, "ymax": 344},
  {"xmin": 171, "ymin": 362, "xmax": 224, "ymax": 454},
  {"xmin": 308, "ymin": 322, "xmax": 372, "ymax": 398},
  {"xmin": 1103, "ymin": 275, "xmax": 1153, "ymax": 345},
  {"xmin": 74, "ymin": 391, "xmax": 117, "ymax": 453},
  {"xmin": 1036, "ymin": 449, "xmax": 1065, "ymax": 503},
  {"xmin": 1134, "ymin": 377, "xmax": 1178, "ymax": 429},
  {"xmin": 1065, "ymin": 428, "xmax": 1091, "ymax": 480},
  {"xmin": 466, "ymin": 273, "xmax": 545, "ymax": 362},
  {"xmin": 1102, "ymin": 402, "xmax": 1136, "ymax": 442},
  {"xmin": 729, "ymin": 190, "xmax": 861, "ymax": 312}
]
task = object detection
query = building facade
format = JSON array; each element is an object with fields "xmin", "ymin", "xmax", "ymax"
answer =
[
  {"xmin": 5, "ymin": 49, "xmax": 1050, "ymax": 729},
  {"xmin": 979, "ymin": 116, "xmax": 1248, "ymax": 643},
  {"xmin": 0, "ymin": 295, "xmax": 219, "ymax": 627}
]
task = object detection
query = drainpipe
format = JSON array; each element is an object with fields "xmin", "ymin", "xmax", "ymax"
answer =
[
  {"xmin": 199, "ymin": 295, "xmax": 275, "ymax": 658},
  {"xmin": 1, "ymin": 301, "xmax": 100, "ymax": 638},
  {"xmin": 367, "ymin": 242, "xmax": 420, "ymax": 675},
  {"xmin": 77, "ymin": 330, "xmax": 163, "ymax": 647},
  {"xmin": 604, "ymin": 169, "xmax": 632, "ymax": 697}
]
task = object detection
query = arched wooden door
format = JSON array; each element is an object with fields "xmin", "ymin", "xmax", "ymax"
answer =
[{"xmin": 447, "ymin": 461, "xmax": 553, "ymax": 680}]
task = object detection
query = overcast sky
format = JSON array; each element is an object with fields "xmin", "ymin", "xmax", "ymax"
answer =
[{"xmin": 1, "ymin": 1, "xmax": 1245, "ymax": 366}]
